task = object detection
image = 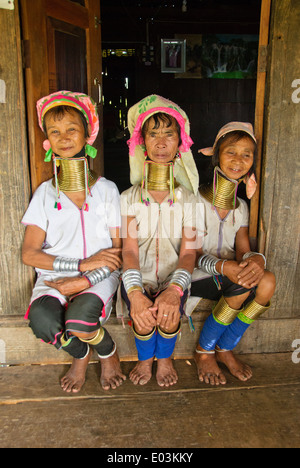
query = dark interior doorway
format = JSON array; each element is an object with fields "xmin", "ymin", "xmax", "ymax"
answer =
[{"xmin": 101, "ymin": 0, "xmax": 261, "ymax": 195}]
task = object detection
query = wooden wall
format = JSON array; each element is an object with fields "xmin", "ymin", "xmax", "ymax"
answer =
[
  {"xmin": 0, "ymin": 3, "xmax": 33, "ymax": 318},
  {"xmin": 261, "ymin": 0, "xmax": 300, "ymax": 321}
]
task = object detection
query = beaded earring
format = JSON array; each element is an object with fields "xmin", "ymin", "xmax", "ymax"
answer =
[{"xmin": 85, "ymin": 144, "xmax": 97, "ymax": 159}]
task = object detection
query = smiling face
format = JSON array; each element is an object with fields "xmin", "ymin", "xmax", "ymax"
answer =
[
  {"xmin": 218, "ymin": 134, "xmax": 255, "ymax": 180},
  {"xmin": 143, "ymin": 115, "xmax": 180, "ymax": 164},
  {"xmin": 44, "ymin": 108, "xmax": 89, "ymax": 158}
]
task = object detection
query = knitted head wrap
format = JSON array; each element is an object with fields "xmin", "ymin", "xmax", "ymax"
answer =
[
  {"xmin": 36, "ymin": 90, "xmax": 99, "ymax": 160},
  {"xmin": 127, "ymin": 95, "xmax": 199, "ymax": 195},
  {"xmin": 198, "ymin": 121, "xmax": 257, "ymax": 199}
]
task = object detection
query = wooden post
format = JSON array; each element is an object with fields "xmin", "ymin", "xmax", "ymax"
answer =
[
  {"xmin": 0, "ymin": 2, "xmax": 34, "ymax": 317},
  {"xmin": 249, "ymin": 0, "xmax": 272, "ymax": 250},
  {"xmin": 261, "ymin": 0, "xmax": 300, "ymax": 318}
]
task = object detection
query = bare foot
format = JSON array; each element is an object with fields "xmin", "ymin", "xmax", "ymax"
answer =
[
  {"xmin": 194, "ymin": 348, "xmax": 227, "ymax": 386},
  {"xmin": 129, "ymin": 358, "xmax": 154, "ymax": 386},
  {"xmin": 100, "ymin": 349, "xmax": 126, "ymax": 391},
  {"xmin": 156, "ymin": 358, "xmax": 178, "ymax": 387},
  {"xmin": 61, "ymin": 349, "xmax": 92, "ymax": 393},
  {"xmin": 216, "ymin": 349, "xmax": 253, "ymax": 382}
]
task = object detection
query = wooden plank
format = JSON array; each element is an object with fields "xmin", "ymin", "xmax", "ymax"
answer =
[
  {"xmin": 46, "ymin": 0, "xmax": 89, "ymax": 29},
  {"xmin": 0, "ymin": 4, "xmax": 34, "ymax": 317},
  {"xmin": 20, "ymin": 0, "xmax": 52, "ymax": 192},
  {"xmin": 0, "ymin": 355, "xmax": 299, "ymax": 448},
  {"xmin": 0, "ymin": 313, "xmax": 299, "ymax": 365},
  {"xmin": 249, "ymin": 0, "xmax": 272, "ymax": 247},
  {"xmin": 86, "ymin": 0, "xmax": 104, "ymax": 177},
  {"xmin": 260, "ymin": 0, "xmax": 300, "ymax": 318},
  {"xmin": 0, "ymin": 354, "xmax": 299, "ymax": 404}
]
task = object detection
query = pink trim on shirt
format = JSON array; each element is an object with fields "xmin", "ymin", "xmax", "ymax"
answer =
[{"xmin": 65, "ymin": 319, "xmax": 99, "ymax": 327}]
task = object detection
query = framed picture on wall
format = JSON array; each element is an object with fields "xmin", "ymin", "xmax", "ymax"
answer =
[
  {"xmin": 161, "ymin": 39, "xmax": 186, "ymax": 73},
  {"xmin": 175, "ymin": 34, "xmax": 259, "ymax": 79}
]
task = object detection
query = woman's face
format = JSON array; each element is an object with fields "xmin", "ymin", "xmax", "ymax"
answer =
[
  {"xmin": 45, "ymin": 109, "xmax": 88, "ymax": 158},
  {"xmin": 144, "ymin": 116, "xmax": 180, "ymax": 164},
  {"xmin": 219, "ymin": 135, "xmax": 255, "ymax": 180}
]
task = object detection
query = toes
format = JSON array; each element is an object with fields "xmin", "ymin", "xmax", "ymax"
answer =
[
  {"xmin": 157, "ymin": 373, "xmax": 178, "ymax": 387},
  {"xmin": 60, "ymin": 377, "xmax": 83, "ymax": 393},
  {"xmin": 235, "ymin": 367, "xmax": 252, "ymax": 382},
  {"xmin": 101, "ymin": 374, "xmax": 126, "ymax": 391},
  {"xmin": 199, "ymin": 371, "xmax": 227, "ymax": 386}
]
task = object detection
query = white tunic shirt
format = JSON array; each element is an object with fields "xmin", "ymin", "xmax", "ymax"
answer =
[
  {"xmin": 121, "ymin": 184, "xmax": 202, "ymax": 292},
  {"xmin": 22, "ymin": 177, "xmax": 121, "ymax": 323},
  {"xmin": 192, "ymin": 191, "xmax": 249, "ymax": 282}
]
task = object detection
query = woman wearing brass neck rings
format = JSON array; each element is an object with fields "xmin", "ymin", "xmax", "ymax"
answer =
[
  {"xmin": 22, "ymin": 91, "xmax": 126, "ymax": 393},
  {"xmin": 121, "ymin": 95, "xmax": 200, "ymax": 387},
  {"xmin": 192, "ymin": 122, "xmax": 276, "ymax": 385}
]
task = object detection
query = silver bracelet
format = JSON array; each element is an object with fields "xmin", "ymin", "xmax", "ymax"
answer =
[
  {"xmin": 198, "ymin": 254, "xmax": 219, "ymax": 276},
  {"xmin": 220, "ymin": 259, "xmax": 228, "ymax": 276},
  {"xmin": 84, "ymin": 266, "xmax": 111, "ymax": 286},
  {"xmin": 169, "ymin": 268, "xmax": 192, "ymax": 292},
  {"xmin": 122, "ymin": 269, "xmax": 143, "ymax": 294},
  {"xmin": 242, "ymin": 251, "xmax": 266, "ymax": 268},
  {"xmin": 53, "ymin": 256, "xmax": 80, "ymax": 272}
]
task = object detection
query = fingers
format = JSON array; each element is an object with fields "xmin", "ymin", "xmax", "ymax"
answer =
[
  {"xmin": 237, "ymin": 259, "xmax": 264, "ymax": 288},
  {"xmin": 157, "ymin": 307, "xmax": 180, "ymax": 331},
  {"xmin": 237, "ymin": 267, "xmax": 263, "ymax": 288},
  {"xmin": 80, "ymin": 252, "xmax": 122, "ymax": 272},
  {"xmin": 132, "ymin": 308, "xmax": 157, "ymax": 331},
  {"xmin": 98, "ymin": 251, "xmax": 122, "ymax": 270}
]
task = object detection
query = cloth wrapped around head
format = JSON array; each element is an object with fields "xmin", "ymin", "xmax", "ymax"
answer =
[
  {"xmin": 127, "ymin": 94, "xmax": 199, "ymax": 195},
  {"xmin": 199, "ymin": 121, "xmax": 258, "ymax": 199},
  {"xmin": 36, "ymin": 90, "xmax": 99, "ymax": 159}
]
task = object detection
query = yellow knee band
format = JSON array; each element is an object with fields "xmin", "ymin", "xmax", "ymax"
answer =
[
  {"xmin": 132, "ymin": 325, "xmax": 156, "ymax": 341},
  {"xmin": 157, "ymin": 323, "xmax": 182, "ymax": 339},
  {"xmin": 80, "ymin": 328, "xmax": 104, "ymax": 346},
  {"xmin": 242, "ymin": 300, "xmax": 270, "ymax": 321},
  {"xmin": 213, "ymin": 296, "xmax": 240, "ymax": 325}
]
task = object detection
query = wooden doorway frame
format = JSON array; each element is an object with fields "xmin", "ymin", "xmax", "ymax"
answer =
[
  {"xmin": 20, "ymin": 0, "xmax": 103, "ymax": 193},
  {"xmin": 249, "ymin": 0, "xmax": 272, "ymax": 251}
]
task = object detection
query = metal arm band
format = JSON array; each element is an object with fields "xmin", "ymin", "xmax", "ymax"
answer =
[
  {"xmin": 169, "ymin": 268, "xmax": 192, "ymax": 292},
  {"xmin": 53, "ymin": 256, "xmax": 80, "ymax": 272},
  {"xmin": 84, "ymin": 266, "xmax": 111, "ymax": 286},
  {"xmin": 198, "ymin": 254, "xmax": 219, "ymax": 276},
  {"xmin": 242, "ymin": 251, "xmax": 267, "ymax": 268},
  {"xmin": 122, "ymin": 269, "xmax": 143, "ymax": 294}
]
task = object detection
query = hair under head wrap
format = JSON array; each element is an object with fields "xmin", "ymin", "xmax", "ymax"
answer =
[
  {"xmin": 127, "ymin": 94, "xmax": 199, "ymax": 195},
  {"xmin": 36, "ymin": 90, "xmax": 99, "ymax": 159},
  {"xmin": 199, "ymin": 121, "xmax": 257, "ymax": 157},
  {"xmin": 198, "ymin": 121, "xmax": 258, "ymax": 199}
]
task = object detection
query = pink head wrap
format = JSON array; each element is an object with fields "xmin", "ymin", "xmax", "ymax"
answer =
[
  {"xmin": 199, "ymin": 121, "xmax": 256, "ymax": 156},
  {"xmin": 126, "ymin": 95, "xmax": 199, "ymax": 195},
  {"xmin": 128, "ymin": 106, "xmax": 194, "ymax": 157},
  {"xmin": 36, "ymin": 90, "xmax": 99, "ymax": 153},
  {"xmin": 198, "ymin": 121, "xmax": 258, "ymax": 199}
]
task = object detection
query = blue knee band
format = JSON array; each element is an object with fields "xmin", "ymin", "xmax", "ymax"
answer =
[
  {"xmin": 199, "ymin": 313, "xmax": 228, "ymax": 351},
  {"xmin": 216, "ymin": 317, "xmax": 250, "ymax": 351},
  {"xmin": 155, "ymin": 333, "xmax": 178, "ymax": 359},
  {"xmin": 135, "ymin": 331, "xmax": 157, "ymax": 361}
]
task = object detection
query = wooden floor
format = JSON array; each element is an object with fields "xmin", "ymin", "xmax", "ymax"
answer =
[{"xmin": 0, "ymin": 353, "xmax": 299, "ymax": 449}]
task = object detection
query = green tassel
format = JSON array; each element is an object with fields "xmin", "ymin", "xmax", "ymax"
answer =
[
  {"xmin": 85, "ymin": 144, "xmax": 97, "ymax": 159},
  {"xmin": 44, "ymin": 148, "xmax": 53, "ymax": 162}
]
